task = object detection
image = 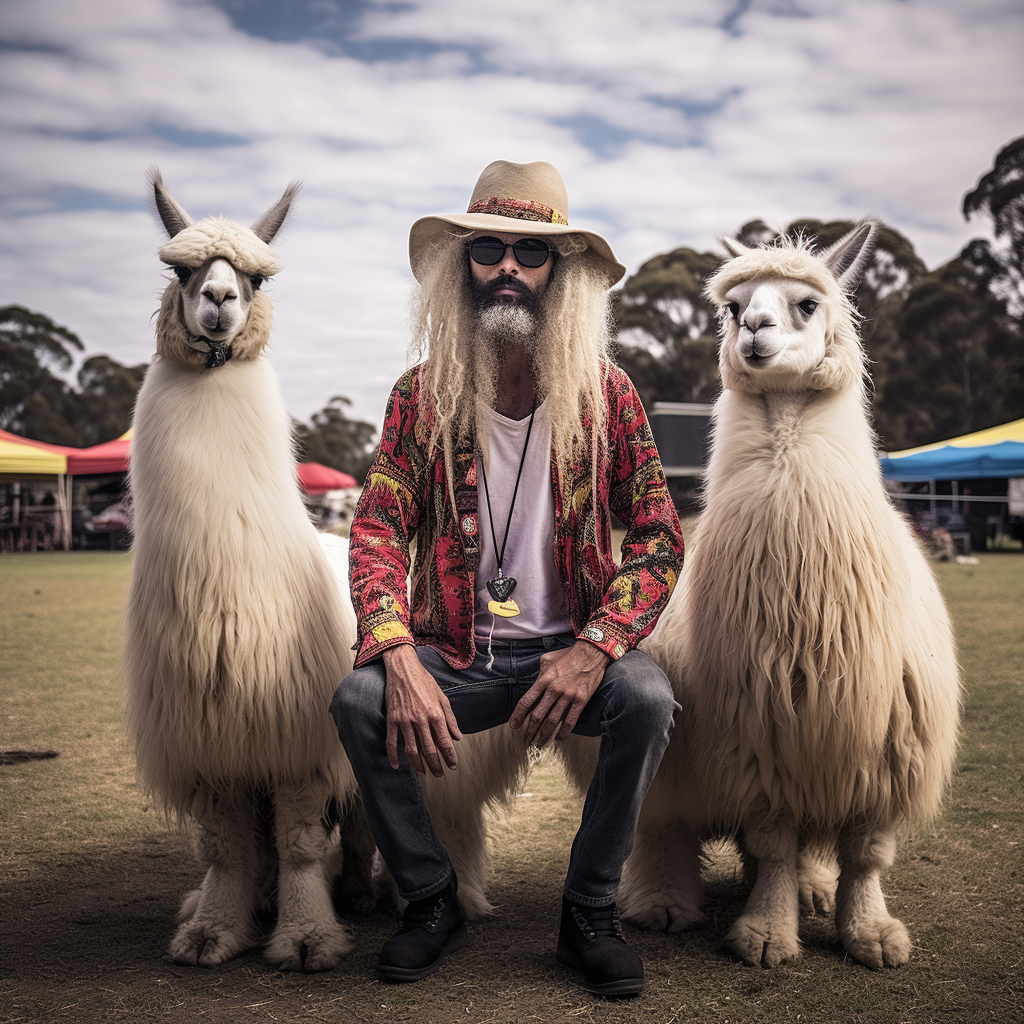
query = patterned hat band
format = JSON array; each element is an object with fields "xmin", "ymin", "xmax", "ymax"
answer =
[{"xmin": 467, "ymin": 196, "xmax": 569, "ymax": 225}]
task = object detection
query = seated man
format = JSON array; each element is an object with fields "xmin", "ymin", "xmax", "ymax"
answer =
[{"xmin": 331, "ymin": 160, "xmax": 683, "ymax": 995}]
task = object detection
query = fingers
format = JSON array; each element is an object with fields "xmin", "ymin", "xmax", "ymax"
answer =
[
  {"xmin": 393, "ymin": 713, "xmax": 455, "ymax": 777},
  {"xmin": 383, "ymin": 648, "xmax": 461, "ymax": 776}
]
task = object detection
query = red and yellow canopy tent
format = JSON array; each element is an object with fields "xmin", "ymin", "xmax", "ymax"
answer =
[
  {"xmin": 2, "ymin": 428, "xmax": 359, "ymax": 549},
  {"xmin": 0, "ymin": 429, "xmax": 78, "ymax": 549}
]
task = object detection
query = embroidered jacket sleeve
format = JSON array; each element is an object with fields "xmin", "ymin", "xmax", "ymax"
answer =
[
  {"xmin": 572, "ymin": 367, "xmax": 684, "ymax": 661},
  {"xmin": 349, "ymin": 369, "xmax": 427, "ymax": 666}
]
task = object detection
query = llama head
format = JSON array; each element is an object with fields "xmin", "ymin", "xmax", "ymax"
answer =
[
  {"xmin": 705, "ymin": 221, "xmax": 877, "ymax": 395},
  {"xmin": 149, "ymin": 168, "xmax": 300, "ymax": 367}
]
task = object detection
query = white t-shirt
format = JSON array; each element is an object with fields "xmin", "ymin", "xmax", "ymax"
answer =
[{"xmin": 474, "ymin": 400, "xmax": 572, "ymax": 640}]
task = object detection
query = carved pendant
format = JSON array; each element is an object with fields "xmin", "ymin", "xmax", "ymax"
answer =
[
  {"xmin": 486, "ymin": 575, "xmax": 517, "ymax": 603},
  {"xmin": 488, "ymin": 598, "xmax": 521, "ymax": 618}
]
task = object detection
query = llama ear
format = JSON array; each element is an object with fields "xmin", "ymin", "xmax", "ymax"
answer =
[
  {"xmin": 822, "ymin": 220, "xmax": 877, "ymax": 292},
  {"xmin": 148, "ymin": 167, "xmax": 193, "ymax": 238},
  {"xmin": 251, "ymin": 181, "xmax": 302, "ymax": 244},
  {"xmin": 720, "ymin": 236, "xmax": 752, "ymax": 259}
]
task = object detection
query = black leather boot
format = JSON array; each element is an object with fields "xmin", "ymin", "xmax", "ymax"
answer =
[
  {"xmin": 377, "ymin": 876, "xmax": 468, "ymax": 982},
  {"xmin": 556, "ymin": 897, "xmax": 644, "ymax": 995}
]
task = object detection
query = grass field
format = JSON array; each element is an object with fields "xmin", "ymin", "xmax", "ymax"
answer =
[{"xmin": 1, "ymin": 551, "xmax": 1022, "ymax": 1023}]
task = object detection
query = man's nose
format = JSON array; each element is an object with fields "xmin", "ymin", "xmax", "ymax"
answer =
[{"xmin": 497, "ymin": 249, "xmax": 519, "ymax": 275}]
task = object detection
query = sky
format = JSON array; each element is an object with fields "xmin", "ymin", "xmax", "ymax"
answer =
[{"xmin": 1, "ymin": 0, "xmax": 1022, "ymax": 431}]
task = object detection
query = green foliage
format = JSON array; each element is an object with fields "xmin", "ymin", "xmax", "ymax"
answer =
[
  {"xmin": 0, "ymin": 304, "xmax": 85, "ymax": 445},
  {"xmin": 292, "ymin": 394, "xmax": 377, "ymax": 483},
  {"xmin": 962, "ymin": 134, "xmax": 1024, "ymax": 314},
  {"xmin": 879, "ymin": 257, "xmax": 1023, "ymax": 448},
  {"xmin": 611, "ymin": 246, "xmax": 722, "ymax": 410},
  {"xmin": 0, "ymin": 305, "xmax": 377, "ymax": 468},
  {"xmin": 0, "ymin": 305, "xmax": 147, "ymax": 446}
]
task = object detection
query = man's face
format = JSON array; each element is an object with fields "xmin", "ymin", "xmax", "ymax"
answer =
[
  {"xmin": 467, "ymin": 232, "xmax": 554, "ymax": 346},
  {"xmin": 468, "ymin": 232, "xmax": 554, "ymax": 302}
]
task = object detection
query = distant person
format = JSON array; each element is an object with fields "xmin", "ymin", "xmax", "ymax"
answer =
[{"xmin": 331, "ymin": 161, "xmax": 683, "ymax": 994}]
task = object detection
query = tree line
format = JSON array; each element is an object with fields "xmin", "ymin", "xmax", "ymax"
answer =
[
  {"xmin": 3, "ymin": 137, "xmax": 1021, "ymax": 468},
  {"xmin": 0, "ymin": 304, "xmax": 379, "ymax": 482},
  {"xmin": 613, "ymin": 136, "xmax": 1024, "ymax": 452}
]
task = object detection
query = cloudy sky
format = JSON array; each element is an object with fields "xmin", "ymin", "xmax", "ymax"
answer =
[{"xmin": 1, "ymin": 0, "xmax": 1021, "ymax": 431}]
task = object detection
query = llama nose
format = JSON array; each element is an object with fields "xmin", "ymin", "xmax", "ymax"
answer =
[
  {"xmin": 742, "ymin": 313, "xmax": 775, "ymax": 334},
  {"xmin": 202, "ymin": 282, "xmax": 237, "ymax": 306}
]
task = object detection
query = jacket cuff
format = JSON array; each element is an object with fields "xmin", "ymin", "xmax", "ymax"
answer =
[{"xmin": 354, "ymin": 614, "xmax": 414, "ymax": 667}]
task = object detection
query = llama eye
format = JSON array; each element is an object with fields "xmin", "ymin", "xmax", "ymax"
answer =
[
  {"xmin": 173, "ymin": 265, "xmax": 192, "ymax": 286},
  {"xmin": 798, "ymin": 299, "xmax": 818, "ymax": 316},
  {"xmin": 727, "ymin": 302, "xmax": 740, "ymax": 319},
  {"xmin": 250, "ymin": 275, "xmax": 264, "ymax": 291}
]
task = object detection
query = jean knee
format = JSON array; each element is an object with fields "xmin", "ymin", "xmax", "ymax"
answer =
[
  {"xmin": 330, "ymin": 663, "xmax": 387, "ymax": 746},
  {"xmin": 607, "ymin": 651, "xmax": 679, "ymax": 728}
]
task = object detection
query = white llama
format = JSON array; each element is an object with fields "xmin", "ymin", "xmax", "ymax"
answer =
[
  {"xmin": 126, "ymin": 173, "xmax": 526, "ymax": 965},
  {"xmin": 124, "ymin": 171, "xmax": 369, "ymax": 970},
  {"xmin": 611, "ymin": 222, "xmax": 961, "ymax": 969}
]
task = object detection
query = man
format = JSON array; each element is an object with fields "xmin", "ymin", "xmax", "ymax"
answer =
[{"xmin": 331, "ymin": 160, "xmax": 683, "ymax": 995}]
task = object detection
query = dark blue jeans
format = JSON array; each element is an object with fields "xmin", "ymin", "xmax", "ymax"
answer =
[{"xmin": 330, "ymin": 634, "xmax": 678, "ymax": 907}]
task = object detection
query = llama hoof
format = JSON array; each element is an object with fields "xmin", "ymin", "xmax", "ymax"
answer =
[
  {"xmin": 455, "ymin": 887, "xmax": 494, "ymax": 922},
  {"xmin": 622, "ymin": 896, "xmax": 706, "ymax": 933},
  {"xmin": 265, "ymin": 920, "xmax": 353, "ymax": 972},
  {"xmin": 840, "ymin": 916, "xmax": 911, "ymax": 969},
  {"xmin": 167, "ymin": 920, "xmax": 253, "ymax": 967},
  {"xmin": 799, "ymin": 877, "xmax": 836, "ymax": 916},
  {"xmin": 798, "ymin": 855, "xmax": 838, "ymax": 916},
  {"xmin": 726, "ymin": 914, "xmax": 800, "ymax": 968}
]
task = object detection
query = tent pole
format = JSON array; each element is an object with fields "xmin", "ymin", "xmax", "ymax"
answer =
[
  {"xmin": 929, "ymin": 479, "xmax": 936, "ymax": 517},
  {"xmin": 62, "ymin": 474, "xmax": 72, "ymax": 550},
  {"xmin": 952, "ymin": 479, "xmax": 959, "ymax": 513}
]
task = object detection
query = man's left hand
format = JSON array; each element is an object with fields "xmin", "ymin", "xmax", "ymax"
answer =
[{"xmin": 509, "ymin": 641, "xmax": 611, "ymax": 748}]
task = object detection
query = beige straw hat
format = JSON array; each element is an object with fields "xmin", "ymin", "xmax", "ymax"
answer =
[{"xmin": 409, "ymin": 160, "xmax": 626, "ymax": 287}]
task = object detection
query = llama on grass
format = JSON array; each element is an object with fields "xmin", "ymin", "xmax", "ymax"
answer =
[
  {"xmin": 125, "ymin": 172, "xmax": 524, "ymax": 965},
  {"xmin": 123, "ymin": 171, "xmax": 370, "ymax": 970},
  {"xmin": 613, "ymin": 222, "xmax": 961, "ymax": 969}
]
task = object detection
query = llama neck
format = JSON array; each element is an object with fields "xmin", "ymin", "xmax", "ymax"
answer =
[
  {"xmin": 708, "ymin": 383, "xmax": 879, "ymax": 495},
  {"xmin": 130, "ymin": 355, "xmax": 299, "ymax": 528}
]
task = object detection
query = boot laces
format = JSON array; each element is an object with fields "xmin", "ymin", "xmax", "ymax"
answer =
[
  {"xmin": 571, "ymin": 903, "xmax": 624, "ymax": 941},
  {"xmin": 402, "ymin": 892, "xmax": 448, "ymax": 934}
]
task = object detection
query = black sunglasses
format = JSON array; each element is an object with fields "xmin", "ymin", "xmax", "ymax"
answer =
[{"xmin": 469, "ymin": 236, "xmax": 552, "ymax": 269}]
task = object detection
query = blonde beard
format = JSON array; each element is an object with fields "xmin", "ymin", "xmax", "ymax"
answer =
[{"xmin": 410, "ymin": 234, "xmax": 613, "ymax": 484}]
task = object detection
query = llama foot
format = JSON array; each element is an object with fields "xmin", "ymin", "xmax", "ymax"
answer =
[
  {"xmin": 726, "ymin": 912, "xmax": 801, "ymax": 968},
  {"xmin": 835, "ymin": 829, "xmax": 910, "ymax": 968},
  {"xmin": 838, "ymin": 914, "xmax": 911, "ymax": 969},
  {"xmin": 167, "ymin": 915, "xmax": 256, "ymax": 967},
  {"xmin": 264, "ymin": 916, "xmax": 353, "ymax": 972},
  {"xmin": 620, "ymin": 890, "xmax": 707, "ymax": 932},
  {"xmin": 798, "ymin": 846, "xmax": 838, "ymax": 916}
]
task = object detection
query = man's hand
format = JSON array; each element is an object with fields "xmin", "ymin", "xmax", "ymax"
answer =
[
  {"xmin": 383, "ymin": 644, "xmax": 462, "ymax": 777},
  {"xmin": 509, "ymin": 641, "xmax": 611, "ymax": 748}
]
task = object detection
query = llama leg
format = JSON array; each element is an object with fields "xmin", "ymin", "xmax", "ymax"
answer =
[
  {"xmin": 167, "ymin": 792, "xmax": 262, "ymax": 966},
  {"xmin": 726, "ymin": 810, "xmax": 801, "ymax": 967},
  {"xmin": 619, "ymin": 815, "xmax": 706, "ymax": 931},
  {"xmin": 798, "ymin": 839, "xmax": 838, "ymax": 915},
  {"xmin": 420, "ymin": 728, "xmax": 533, "ymax": 920},
  {"xmin": 335, "ymin": 795, "xmax": 378, "ymax": 915},
  {"xmin": 426, "ymin": 806, "xmax": 493, "ymax": 920},
  {"xmin": 835, "ymin": 829, "xmax": 910, "ymax": 969},
  {"xmin": 264, "ymin": 785, "xmax": 353, "ymax": 971}
]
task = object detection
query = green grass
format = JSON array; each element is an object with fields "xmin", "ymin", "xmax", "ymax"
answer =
[{"xmin": 1, "ymin": 550, "xmax": 1022, "ymax": 1023}]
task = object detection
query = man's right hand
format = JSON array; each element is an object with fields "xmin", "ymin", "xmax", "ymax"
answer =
[{"xmin": 382, "ymin": 644, "xmax": 462, "ymax": 777}]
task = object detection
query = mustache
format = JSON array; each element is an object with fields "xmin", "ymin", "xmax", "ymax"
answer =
[{"xmin": 475, "ymin": 274, "xmax": 534, "ymax": 303}]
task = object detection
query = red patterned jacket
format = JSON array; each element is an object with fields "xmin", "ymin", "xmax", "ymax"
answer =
[{"xmin": 349, "ymin": 362, "xmax": 684, "ymax": 669}]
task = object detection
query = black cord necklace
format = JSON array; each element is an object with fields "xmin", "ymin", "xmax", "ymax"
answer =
[{"xmin": 479, "ymin": 403, "xmax": 536, "ymax": 614}]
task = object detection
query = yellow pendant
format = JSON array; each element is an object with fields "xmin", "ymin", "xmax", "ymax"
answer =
[{"xmin": 488, "ymin": 598, "xmax": 521, "ymax": 617}]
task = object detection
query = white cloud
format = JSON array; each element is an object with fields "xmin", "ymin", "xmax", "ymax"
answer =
[{"xmin": 1, "ymin": 0, "xmax": 1021, "ymax": 435}]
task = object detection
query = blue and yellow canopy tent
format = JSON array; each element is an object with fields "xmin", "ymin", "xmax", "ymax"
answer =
[{"xmin": 879, "ymin": 419, "xmax": 1024, "ymax": 482}]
